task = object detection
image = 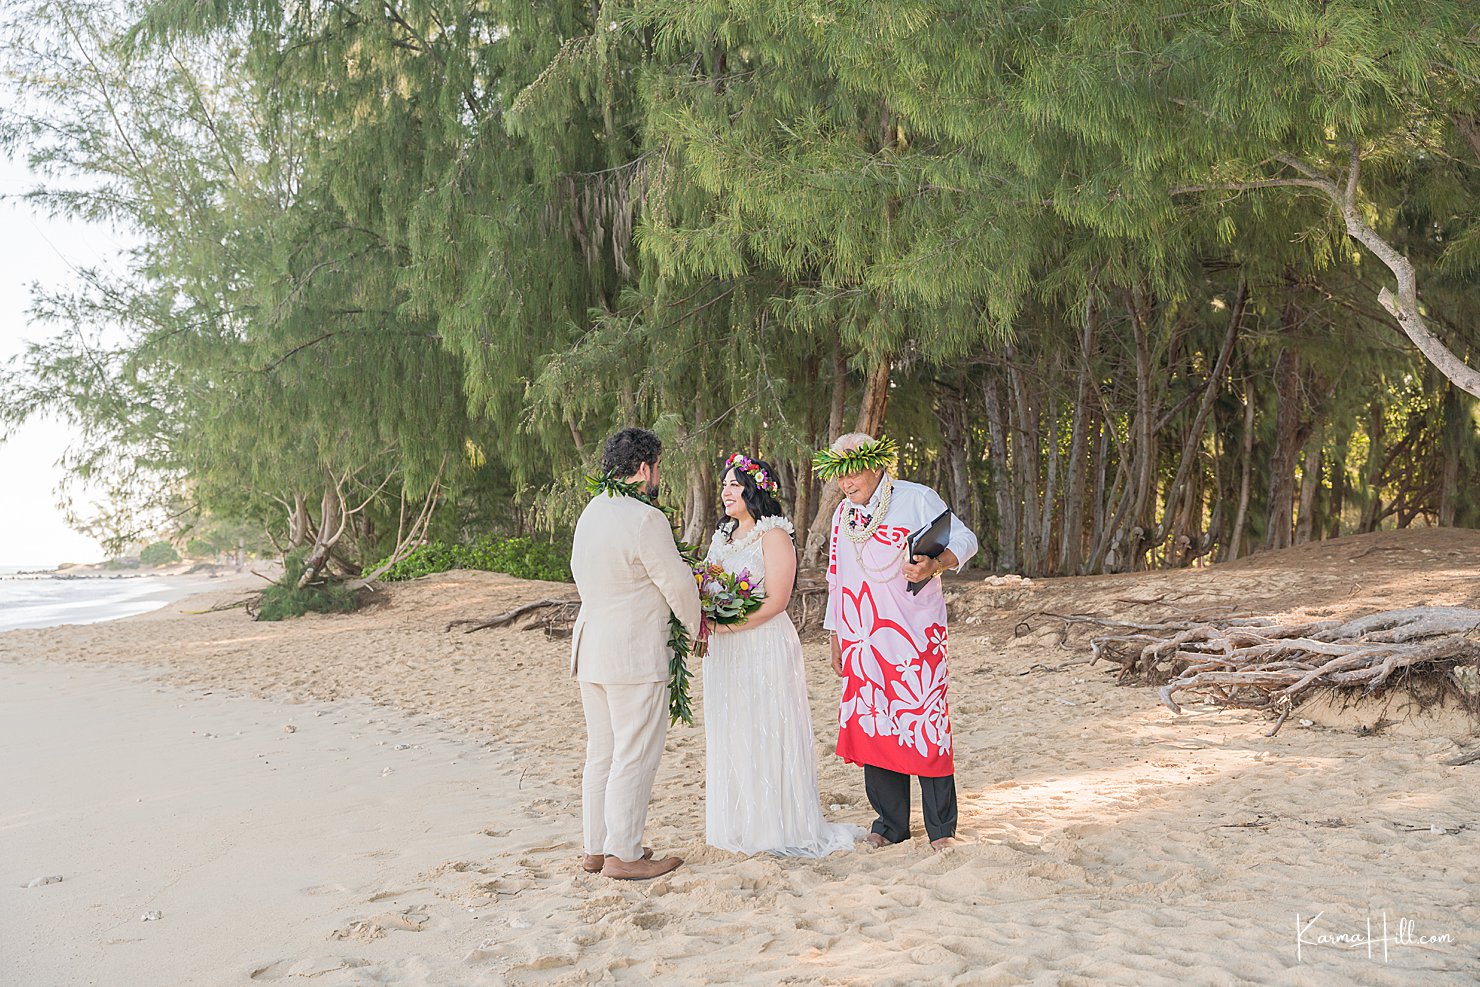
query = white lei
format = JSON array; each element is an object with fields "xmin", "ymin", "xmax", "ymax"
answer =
[{"xmin": 707, "ymin": 515, "xmax": 795, "ymax": 569}]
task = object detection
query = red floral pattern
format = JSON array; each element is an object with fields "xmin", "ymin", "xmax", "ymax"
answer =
[{"xmin": 832, "ymin": 512, "xmax": 954, "ymax": 776}]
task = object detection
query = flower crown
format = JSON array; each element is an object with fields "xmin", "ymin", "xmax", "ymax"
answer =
[
  {"xmin": 724, "ymin": 452, "xmax": 779, "ymax": 493},
  {"xmin": 811, "ymin": 436, "xmax": 898, "ymax": 481}
]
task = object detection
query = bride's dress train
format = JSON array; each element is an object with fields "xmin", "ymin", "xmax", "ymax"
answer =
[{"xmin": 703, "ymin": 516, "xmax": 860, "ymax": 856}]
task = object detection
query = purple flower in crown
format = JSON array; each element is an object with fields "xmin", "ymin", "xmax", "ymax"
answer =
[{"xmin": 724, "ymin": 452, "xmax": 779, "ymax": 493}]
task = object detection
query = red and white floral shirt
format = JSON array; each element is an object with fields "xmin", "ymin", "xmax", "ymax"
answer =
[{"xmin": 825, "ymin": 476, "xmax": 977, "ymax": 777}]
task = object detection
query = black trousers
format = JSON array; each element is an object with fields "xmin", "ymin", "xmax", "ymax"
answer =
[{"xmin": 864, "ymin": 765, "xmax": 957, "ymax": 843}]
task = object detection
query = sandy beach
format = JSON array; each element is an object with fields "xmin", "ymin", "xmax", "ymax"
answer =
[{"xmin": 4, "ymin": 528, "xmax": 1478, "ymax": 985}]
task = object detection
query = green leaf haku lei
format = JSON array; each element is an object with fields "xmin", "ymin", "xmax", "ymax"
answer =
[
  {"xmin": 585, "ymin": 469, "xmax": 697, "ymax": 726},
  {"xmin": 811, "ymin": 436, "xmax": 899, "ymax": 481}
]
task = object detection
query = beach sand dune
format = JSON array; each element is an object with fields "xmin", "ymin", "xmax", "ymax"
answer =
[{"xmin": 3, "ymin": 528, "xmax": 1477, "ymax": 985}]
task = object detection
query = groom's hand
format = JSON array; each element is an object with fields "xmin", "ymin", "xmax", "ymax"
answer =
[{"xmin": 830, "ymin": 634, "xmax": 844, "ymax": 677}]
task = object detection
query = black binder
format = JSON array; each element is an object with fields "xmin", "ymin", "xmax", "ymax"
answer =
[{"xmin": 905, "ymin": 509, "xmax": 953, "ymax": 595}]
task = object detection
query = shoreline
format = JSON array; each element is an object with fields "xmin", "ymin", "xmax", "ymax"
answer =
[
  {"xmin": 1, "ymin": 560, "xmax": 254, "ymax": 579},
  {"xmin": 0, "ymin": 567, "xmax": 266, "ymax": 634}
]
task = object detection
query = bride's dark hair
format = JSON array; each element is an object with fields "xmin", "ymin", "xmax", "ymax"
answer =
[{"xmin": 717, "ymin": 456, "xmax": 786, "ymax": 537}]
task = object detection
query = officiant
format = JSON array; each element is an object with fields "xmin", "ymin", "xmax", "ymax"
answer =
[{"xmin": 816, "ymin": 432, "xmax": 978, "ymax": 851}]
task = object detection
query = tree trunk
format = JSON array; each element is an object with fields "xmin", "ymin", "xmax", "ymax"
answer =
[
  {"xmin": 1038, "ymin": 395, "xmax": 1060, "ymax": 570},
  {"xmin": 1155, "ymin": 278, "xmax": 1246, "ymax": 549},
  {"xmin": 1295, "ymin": 430, "xmax": 1322, "ymax": 544},
  {"xmin": 1439, "ymin": 385, "xmax": 1465, "ymax": 527},
  {"xmin": 856, "ymin": 357, "xmax": 891, "ymax": 436},
  {"xmin": 1226, "ymin": 378, "xmax": 1256, "ymax": 560},
  {"xmin": 566, "ymin": 414, "xmax": 586, "ymax": 458},
  {"xmin": 1357, "ymin": 402, "xmax": 1385, "ymax": 534},
  {"xmin": 828, "ymin": 329, "xmax": 847, "ymax": 440},
  {"xmin": 792, "ymin": 354, "xmax": 822, "ymax": 537},
  {"xmin": 1170, "ymin": 461, "xmax": 1204, "ymax": 567},
  {"xmin": 1008, "ymin": 358, "xmax": 1041, "ymax": 575},
  {"xmin": 682, "ymin": 458, "xmax": 714, "ymax": 546},
  {"xmin": 1327, "ymin": 425, "xmax": 1349, "ymax": 539},
  {"xmin": 288, "ymin": 494, "xmax": 311, "ymax": 548},
  {"xmin": 936, "ymin": 390, "xmax": 973, "ymax": 536},
  {"xmin": 297, "ymin": 471, "xmax": 344, "ymax": 589},
  {"xmin": 792, "ymin": 453, "xmax": 814, "ymax": 543},
  {"xmin": 1060, "ymin": 293, "xmax": 1099, "ymax": 575},
  {"xmin": 1123, "ymin": 287, "xmax": 1159, "ymax": 570},
  {"xmin": 1088, "ymin": 421, "xmax": 1109, "ymax": 568},
  {"xmin": 804, "ymin": 353, "xmax": 891, "ymax": 565},
  {"xmin": 984, "ymin": 373, "xmax": 1017, "ymax": 573},
  {"xmin": 1264, "ymin": 329, "xmax": 1302, "ymax": 551}
]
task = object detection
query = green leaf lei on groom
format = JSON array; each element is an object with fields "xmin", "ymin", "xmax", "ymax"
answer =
[{"xmin": 584, "ymin": 469, "xmax": 700, "ymax": 726}]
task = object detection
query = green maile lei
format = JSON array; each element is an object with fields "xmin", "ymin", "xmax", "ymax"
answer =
[
  {"xmin": 585, "ymin": 470, "xmax": 700, "ymax": 726},
  {"xmin": 811, "ymin": 436, "xmax": 899, "ymax": 481}
]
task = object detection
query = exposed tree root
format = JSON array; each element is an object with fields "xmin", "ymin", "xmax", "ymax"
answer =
[{"xmin": 1074, "ymin": 607, "xmax": 1480, "ymax": 721}]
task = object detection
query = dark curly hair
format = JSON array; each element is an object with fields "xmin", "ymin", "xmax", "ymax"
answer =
[
  {"xmin": 600, "ymin": 427, "xmax": 662, "ymax": 478},
  {"xmin": 717, "ymin": 456, "xmax": 787, "ymax": 538}
]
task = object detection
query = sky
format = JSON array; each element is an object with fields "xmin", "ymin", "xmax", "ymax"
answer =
[{"xmin": 0, "ymin": 152, "xmax": 132, "ymax": 567}]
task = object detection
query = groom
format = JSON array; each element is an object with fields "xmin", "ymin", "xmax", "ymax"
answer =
[{"xmin": 570, "ymin": 427, "xmax": 701, "ymax": 880}]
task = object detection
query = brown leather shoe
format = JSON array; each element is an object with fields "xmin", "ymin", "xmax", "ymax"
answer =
[
  {"xmin": 581, "ymin": 847, "xmax": 654, "ymax": 873},
  {"xmin": 600, "ymin": 854, "xmax": 682, "ymax": 880}
]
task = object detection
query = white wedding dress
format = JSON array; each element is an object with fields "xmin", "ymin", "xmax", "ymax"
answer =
[{"xmin": 702, "ymin": 516, "xmax": 859, "ymax": 856}]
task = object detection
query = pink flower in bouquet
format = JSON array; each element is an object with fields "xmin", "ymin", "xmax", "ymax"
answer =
[{"xmin": 692, "ymin": 566, "xmax": 765, "ymax": 657}]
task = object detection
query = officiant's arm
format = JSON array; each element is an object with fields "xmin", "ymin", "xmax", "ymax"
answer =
[
  {"xmin": 718, "ymin": 528, "xmax": 795, "ymax": 633},
  {"xmin": 926, "ymin": 486, "xmax": 979, "ymax": 570},
  {"xmin": 638, "ymin": 510, "xmax": 701, "ymax": 637}
]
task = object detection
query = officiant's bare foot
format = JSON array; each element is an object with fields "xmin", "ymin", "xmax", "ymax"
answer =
[
  {"xmin": 581, "ymin": 847, "xmax": 653, "ymax": 873},
  {"xmin": 930, "ymin": 836, "xmax": 959, "ymax": 853},
  {"xmin": 865, "ymin": 832, "xmax": 892, "ymax": 849},
  {"xmin": 600, "ymin": 854, "xmax": 682, "ymax": 880}
]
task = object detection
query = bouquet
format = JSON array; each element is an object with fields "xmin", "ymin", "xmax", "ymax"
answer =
[{"xmin": 692, "ymin": 562, "xmax": 765, "ymax": 658}]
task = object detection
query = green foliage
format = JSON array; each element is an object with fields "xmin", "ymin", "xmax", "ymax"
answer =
[
  {"xmin": 185, "ymin": 538, "xmax": 215, "ymax": 558},
  {"xmin": 103, "ymin": 557, "xmax": 141, "ymax": 570},
  {"xmin": 4, "ymin": 0, "xmax": 1480, "ymax": 582},
  {"xmin": 373, "ymin": 536, "xmax": 572, "ymax": 583},
  {"xmin": 254, "ymin": 552, "xmax": 362, "ymax": 621},
  {"xmin": 667, "ymin": 613, "xmax": 693, "ymax": 727},
  {"xmin": 139, "ymin": 541, "xmax": 180, "ymax": 566}
]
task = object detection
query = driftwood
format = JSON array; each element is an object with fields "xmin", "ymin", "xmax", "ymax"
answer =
[
  {"xmin": 789, "ymin": 578, "xmax": 830, "ymax": 637},
  {"xmin": 447, "ymin": 597, "xmax": 580, "ymax": 636},
  {"xmin": 1076, "ymin": 607, "xmax": 1480, "ymax": 725},
  {"xmin": 444, "ymin": 577, "xmax": 835, "ymax": 640}
]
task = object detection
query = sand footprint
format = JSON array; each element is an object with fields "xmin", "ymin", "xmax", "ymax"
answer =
[
  {"xmin": 367, "ymin": 886, "xmax": 428, "ymax": 902},
  {"xmin": 329, "ymin": 906, "xmax": 429, "ymax": 941},
  {"xmin": 248, "ymin": 956, "xmax": 371, "ymax": 981},
  {"xmin": 299, "ymin": 883, "xmax": 353, "ymax": 897}
]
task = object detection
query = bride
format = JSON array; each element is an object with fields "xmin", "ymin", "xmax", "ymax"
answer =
[{"xmin": 702, "ymin": 453, "xmax": 859, "ymax": 856}]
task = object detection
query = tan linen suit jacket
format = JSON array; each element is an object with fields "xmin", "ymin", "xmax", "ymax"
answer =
[{"xmin": 570, "ymin": 494, "xmax": 702, "ymax": 684}]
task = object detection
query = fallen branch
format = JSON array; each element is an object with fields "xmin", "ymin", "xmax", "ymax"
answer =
[
  {"xmin": 447, "ymin": 597, "xmax": 580, "ymax": 634},
  {"xmin": 180, "ymin": 597, "xmax": 253, "ymax": 615},
  {"xmin": 445, "ymin": 576, "xmax": 833, "ymax": 641},
  {"xmin": 788, "ymin": 578, "xmax": 829, "ymax": 635}
]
